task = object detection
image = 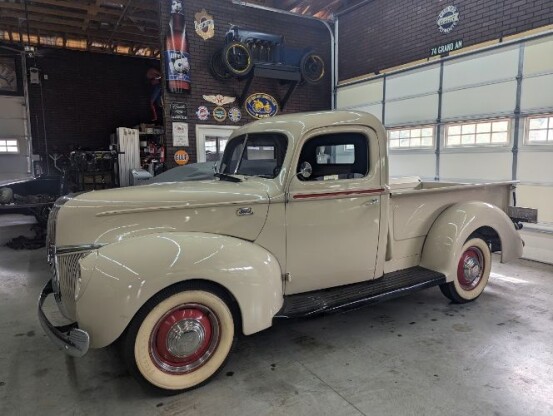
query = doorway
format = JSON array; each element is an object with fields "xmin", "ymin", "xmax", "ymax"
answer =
[{"xmin": 195, "ymin": 125, "xmax": 239, "ymax": 163}]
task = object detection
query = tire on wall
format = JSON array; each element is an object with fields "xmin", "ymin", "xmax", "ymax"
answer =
[
  {"xmin": 222, "ymin": 41, "xmax": 253, "ymax": 77},
  {"xmin": 439, "ymin": 237, "xmax": 492, "ymax": 303},
  {"xmin": 122, "ymin": 283, "xmax": 237, "ymax": 393}
]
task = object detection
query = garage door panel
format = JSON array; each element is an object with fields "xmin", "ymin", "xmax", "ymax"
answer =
[
  {"xmin": 442, "ymin": 81, "xmax": 516, "ymax": 119},
  {"xmin": 389, "ymin": 153, "xmax": 435, "ymax": 179},
  {"xmin": 518, "ymin": 151, "xmax": 553, "ymax": 183},
  {"xmin": 0, "ymin": 97, "xmax": 26, "ymax": 119},
  {"xmin": 516, "ymin": 185, "xmax": 553, "ymax": 223},
  {"xmin": 443, "ymin": 47, "xmax": 518, "ymax": 89},
  {"xmin": 356, "ymin": 104, "xmax": 382, "ymax": 120},
  {"xmin": 440, "ymin": 152, "xmax": 512, "ymax": 181},
  {"xmin": 337, "ymin": 79, "xmax": 383, "ymax": 109},
  {"xmin": 386, "ymin": 65, "xmax": 440, "ymax": 100},
  {"xmin": 385, "ymin": 94, "xmax": 438, "ymax": 126},
  {"xmin": 523, "ymin": 36, "xmax": 553, "ymax": 75},
  {"xmin": 521, "ymin": 74, "xmax": 553, "ymax": 112}
]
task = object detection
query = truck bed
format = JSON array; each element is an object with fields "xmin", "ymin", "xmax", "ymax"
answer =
[{"xmin": 385, "ymin": 178, "xmax": 515, "ymax": 272}]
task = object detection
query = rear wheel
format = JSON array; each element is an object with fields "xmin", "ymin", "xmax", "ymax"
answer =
[
  {"xmin": 439, "ymin": 237, "xmax": 491, "ymax": 303},
  {"xmin": 122, "ymin": 283, "xmax": 236, "ymax": 393},
  {"xmin": 209, "ymin": 49, "xmax": 232, "ymax": 81},
  {"xmin": 223, "ymin": 42, "xmax": 253, "ymax": 77}
]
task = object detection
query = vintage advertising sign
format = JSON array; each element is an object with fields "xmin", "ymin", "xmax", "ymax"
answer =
[
  {"xmin": 437, "ymin": 5, "xmax": 460, "ymax": 34},
  {"xmin": 174, "ymin": 149, "xmax": 190, "ymax": 165},
  {"xmin": 430, "ymin": 39, "xmax": 463, "ymax": 56},
  {"xmin": 196, "ymin": 106, "xmax": 210, "ymax": 120},
  {"xmin": 245, "ymin": 93, "xmax": 279, "ymax": 119},
  {"xmin": 213, "ymin": 106, "xmax": 227, "ymax": 122},
  {"xmin": 170, "ymin": 103, "xmax": 188, "ymax": 120},
  {"xmin": 203, "ymin": 94, "xmax": 236, "ymax": 106},
  {"xmin": 194, "ymin": 9, "xmax": 215, "ymax": 40},
  {"xmin": 172, "ymin": 122, "xmax": 189, "ymax": 146},
  {"xmin": 228, "ymin": 107, "xmax": 242, "ymax": 123}
]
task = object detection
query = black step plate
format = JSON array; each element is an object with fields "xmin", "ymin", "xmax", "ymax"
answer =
[{"xmin": 276, "ymin": 267, "xmax": 446, "ymax": 318}]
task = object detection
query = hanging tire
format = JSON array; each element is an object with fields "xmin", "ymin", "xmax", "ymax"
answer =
[
  {"xmin": 300, "ymin": 52, "xmax": 325, "ymax": 84},
  {"xmin": 122, "ymin": 282, "xmax": 237, "ymax": 393},
  {"xmin": 222, "ymin": 41, "xmax": 253, "ymax": 77},
  {"xmin": 439, "ymin": 237, "xmax": 491, "ymax": 303},
  {"xmin": 209, "ymin": 49, "xmax": 232, "ymax": 81}
]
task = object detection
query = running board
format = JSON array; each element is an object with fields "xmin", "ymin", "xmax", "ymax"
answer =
[{"xmin": 276, "ymin": 267, "xmax": 446, "ymax": 318}]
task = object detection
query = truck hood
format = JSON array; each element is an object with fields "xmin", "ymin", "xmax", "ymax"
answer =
[{"xmin": 54, "ymin": 179, "xmax": 271, "ymax": 246}]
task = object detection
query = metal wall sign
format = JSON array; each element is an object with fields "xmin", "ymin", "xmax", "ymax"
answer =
[
  {"xmin": 437, "ymin": 6, "xmax": 460, "ymax": 34},
  {"xmin": 245, "ymin": 93, "xmax": 279, "ymax": 119},
  {"xmin": 430, "ymin": 39, "xmax": 463, "ymax": 57},
  {"xmin": 170, "ymin": 103, "xmax": 188, "ymax": 120},
  {"xmin": 213, "ymin": 106, "xmax": 227, "ymax": 122},
  {"xmin": 228, "ymin": 107, "xmax": 242, "ymax": 123},
  {"xmin": 174, "ymin": 149, "xmax": 189, "ymax": 165},
  {"xmin": 194, "ymin": 9, "xmax": 215, "ymax": 40},
  {"xmin": 203, "ymin": 94, "xmax": 236, "ymax": 106},
  {"xmin": 196, "ymin": 106, "xmax": 210, "ymax": 120},
  {"xmin": 172, "ymin": 122, "xmax": 189, "ymax": 146}
]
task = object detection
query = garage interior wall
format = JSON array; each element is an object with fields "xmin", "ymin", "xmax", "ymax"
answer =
[
  {"xmin": 159, "ymin": 0, "xmax": 331, "ymax": 166},
  {"xmin": 336, "ymin": 2, "xmax": 553, "ymax": 263}
]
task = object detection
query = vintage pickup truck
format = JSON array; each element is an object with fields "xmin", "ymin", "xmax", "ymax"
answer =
[{"xmin": 39, "ymin": 111, "xmax": 523, "ymax": 393}]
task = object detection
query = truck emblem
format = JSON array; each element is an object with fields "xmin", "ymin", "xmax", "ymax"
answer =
[{"xmin": 236, "ymin": 207, "xmax": 253, "ymax": 216}]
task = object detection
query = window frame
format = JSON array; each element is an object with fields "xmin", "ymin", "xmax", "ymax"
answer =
[
  {"xmin": 387, "ymin": 125, "xmax": 435, "ymax": 151},
  {"xmin": 444, "ymin": 118, "xmax": 512, "ymax": 149},
  {"xmin": 524, "ymin": 114, "xmax": 553, "ymax": 146},
  {"xmin": 0, "ymin": 139, "xmax": 19, "ymax": 154}
]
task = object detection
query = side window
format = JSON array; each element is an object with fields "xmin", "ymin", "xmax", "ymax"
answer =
[{"xmin": 297, "ymin": 133, "xmax": 369, "ymax": 181}]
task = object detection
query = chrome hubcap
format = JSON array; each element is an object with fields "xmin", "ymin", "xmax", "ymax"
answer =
[
  {"xmin": 457, "ymin": 247, "xmax": 484, "ymax": 291},
  {"xmin": 149, "ymin": 303, "xmax": 220, "ymax": 374},
  {"xmin": 166, "ymin": 320, "xmax": 206, "ymax": 358}
]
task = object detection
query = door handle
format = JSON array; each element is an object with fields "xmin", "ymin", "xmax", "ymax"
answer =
[{"xmin": 363, "ymin": 198, "xmax": 380, "ymax": 206}]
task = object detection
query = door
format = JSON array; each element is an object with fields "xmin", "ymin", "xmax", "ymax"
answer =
[
  {"xmin": 195, "ymin": 125, "xmax": 239, "ymax": 163},
  {"xmin": 285, "ymin": 127, "xmax": 383, "ymax": 295}
]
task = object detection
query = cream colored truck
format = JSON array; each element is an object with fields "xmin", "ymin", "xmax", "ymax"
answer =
[{"xmin": 39, "ymin": 111, "xmax": 524, "ymax": 393}]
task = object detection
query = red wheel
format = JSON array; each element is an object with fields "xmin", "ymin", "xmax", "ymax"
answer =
[
  {"xmin": 123, "ymin": 285, "xmax": 236, "ymax": 393},
  {"xmin": 439, "ymin": 237, "xmax": 491, "ymax": 303}
]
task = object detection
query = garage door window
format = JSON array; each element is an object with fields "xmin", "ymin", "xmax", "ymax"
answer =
[
  {"xmin": 526, "ymin": 115, "xmax": 553, "ymax": 144},
  {"xmin": 0, "ymin": 139, "xmax": 18, "ymax": 153},
  {"xmin": 445, "ymin": 120, "xmax": 510, "ymax": 147},
  {"xmin": 388, "ymin": 127, "xmax": 434, "ymax": 149}
]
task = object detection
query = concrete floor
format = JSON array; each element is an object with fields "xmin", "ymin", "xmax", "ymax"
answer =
[{"xmin": 1, "ymin": 215, "xmax": 552, "ymax": 416}]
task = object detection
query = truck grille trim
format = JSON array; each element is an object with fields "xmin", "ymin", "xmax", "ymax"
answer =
[{"xmin": 55, "ymin": 250, "xmax": 91, "ymax": 320}]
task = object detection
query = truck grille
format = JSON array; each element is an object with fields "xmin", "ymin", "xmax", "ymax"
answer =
[
  {"xmin": 54, "ymin": 250, "xmax": 91, "ymax": 320},
  {"xmin": 46, "ymin": 205, "xmax": 60, "ymax": 263}
]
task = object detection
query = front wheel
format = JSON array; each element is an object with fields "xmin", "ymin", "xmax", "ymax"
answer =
[
  {"xmin": 439, "ymin": 237, "xmax": 491, "ymax": 303},
  {"xmin": 122, "ymin": 283, "xmax": 236, "ymax": 393},
  {"xmin": 300, "ymin": 52, "xmax": 325, "ymax": 84}
]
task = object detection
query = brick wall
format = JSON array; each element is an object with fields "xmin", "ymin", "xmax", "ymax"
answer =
[
  {"xmin": 159, "ymin": 0, "xmax": 332, "ymax": 166},
  {"xmin": 27, "ymin": 48, "xmax": 157, "ymax": 155},
  {"xmin": 338, "ymin": 0, "xmax": 553, "ymax": 81}
]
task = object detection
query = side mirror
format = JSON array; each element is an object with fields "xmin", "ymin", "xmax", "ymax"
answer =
[{"xmin": 298, "ymin": 161, "xmax": 312, "ymax": 179}]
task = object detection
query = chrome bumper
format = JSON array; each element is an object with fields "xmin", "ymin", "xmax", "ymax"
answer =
[{"xmin": 38, "ymin": 280, "xmax": 90, "ymax": 358}]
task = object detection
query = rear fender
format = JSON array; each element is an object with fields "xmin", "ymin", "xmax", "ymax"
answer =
[
  {"xmin": 77, "ymin": 232, "xmax": 283, "ymax": 348},
  {"xmin": 419, "ymin": 201, "xmax": 523, "ymax": 282}
]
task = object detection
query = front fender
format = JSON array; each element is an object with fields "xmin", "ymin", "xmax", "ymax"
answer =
[
  {"xmin": 77, "ymin": 232, "xmax": 284, "ymax": 348},
  {"xmin": 419, "ymin": 201, "xmax": 523, "ymax": 282}
]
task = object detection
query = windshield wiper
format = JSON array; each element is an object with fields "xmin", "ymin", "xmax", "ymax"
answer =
[{"xmin": 214, "ymin": 172, "xmax": 242, "ymax": 182}]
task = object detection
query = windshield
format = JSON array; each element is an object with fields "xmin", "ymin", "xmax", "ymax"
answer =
[{"xmin": 219, "ymin": 133, "xmax": 288, "ymax": 178}]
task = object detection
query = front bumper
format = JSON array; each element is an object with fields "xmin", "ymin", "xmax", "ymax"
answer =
[{"xmin": 38, "ymin": 280, "xmax": 90, "ymax": 357}]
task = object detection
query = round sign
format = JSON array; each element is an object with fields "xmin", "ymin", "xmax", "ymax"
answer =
[
  {"xmin": 437, "ymin": 6, "xmax": 460, "ymax": 34},
  {"xmin": 213, "ymin": 106, "xmax": 227, "ymax": 122},
  {"xmin": 174, "ymin": 149, "xmax": 189, "ymax": 165},
  {"xmin": 228, "ymin": 107, "xmax": 242, "ymax": 123},
  {"xmin": 196, "ymin": 106, "xmax": 210, "ymax": 121},
  {"xmin": 245, "ymin": 93, "xmax": 279, "ymax": 119}
]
